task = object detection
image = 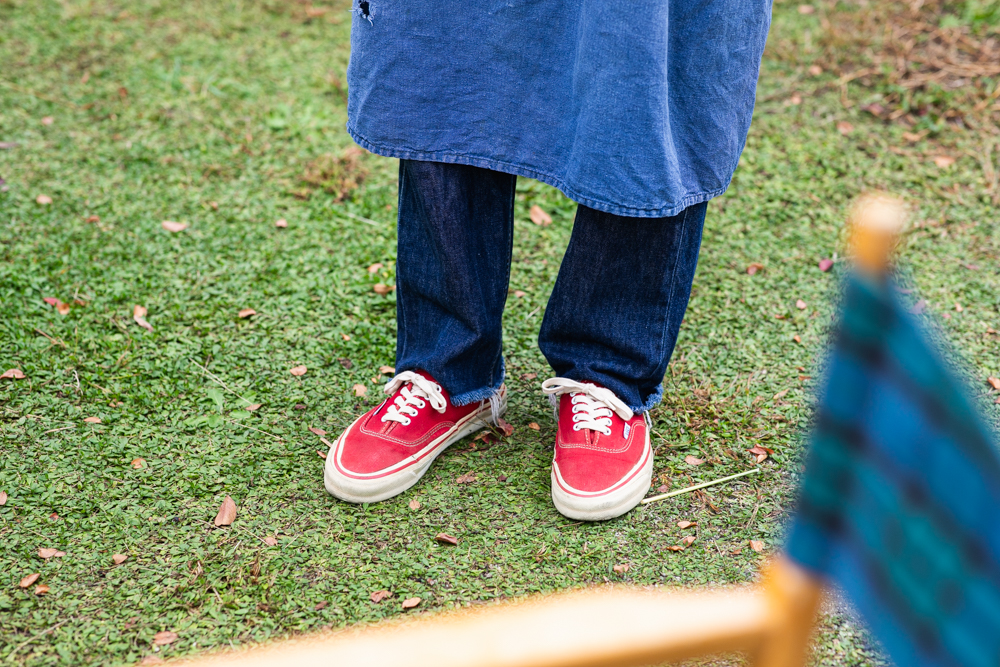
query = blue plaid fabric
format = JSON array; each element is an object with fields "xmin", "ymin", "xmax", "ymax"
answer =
[{"xmin": 785, "ymin": 273, "xmax": 1000, "ymax": 667}]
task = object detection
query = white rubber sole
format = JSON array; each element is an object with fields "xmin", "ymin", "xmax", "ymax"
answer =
[
  {"xmin": 324, "ymin": 387, "xmax": 507, "ymax": 504},
  {"xmin": 550, "ymin": 433, "xmax": 654, "ymax": 522}
]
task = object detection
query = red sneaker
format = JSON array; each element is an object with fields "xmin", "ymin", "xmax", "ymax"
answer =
[
  {"xmin": 324, "ymin": 371, "xmax": 505, "ymax": 503},
  {"xmin": 541, "ymin": 378, "xmax": 653, "ymax": 521}
]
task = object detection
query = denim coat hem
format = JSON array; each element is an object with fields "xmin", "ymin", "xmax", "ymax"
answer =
[{"xmin": 349, "ymin": 127, "xmax": 729, "ymax": 219}]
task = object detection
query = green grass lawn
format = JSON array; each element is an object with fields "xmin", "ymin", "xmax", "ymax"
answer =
[{"xmin": 2, "ymin": 1, "xmax": 998, "ymax": 665}]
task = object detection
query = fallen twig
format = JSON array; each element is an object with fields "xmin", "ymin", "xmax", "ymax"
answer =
[
  {"xmin": 34, "ymin": 328, "xmax": 67, "ymax": 348},
  {"xmin": 641, "ymin": 468, "xmax": 761, "ymax": 506},
  {"xmin": 189, "ymin": 359, "xmax": 255, "ymax": 406}
]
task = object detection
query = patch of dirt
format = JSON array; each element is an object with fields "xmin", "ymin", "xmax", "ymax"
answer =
[{"xmin": 299, "ymin": 146, "xmax": 369, "ymax": 201}]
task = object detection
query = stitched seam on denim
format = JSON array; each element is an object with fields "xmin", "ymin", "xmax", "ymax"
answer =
[
  {"xmin": 348, "ymin": 127, "xmax": 730, "ymax": 219},
  {"xmin": 638, "ymin": 204, "xmax": 691, "ymax": 413},
  {"xmin": 485, "ymin": 175, "xmax": 516, "ymax": 391}
]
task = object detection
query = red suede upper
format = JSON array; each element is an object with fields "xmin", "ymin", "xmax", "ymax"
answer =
[
  {"xmin": 553, "ymin": 393, "xmax": 648, "ymax": 493},
  {"xmin": 338, "ymin": 371, "xmax": 481, "ymax": 475}
]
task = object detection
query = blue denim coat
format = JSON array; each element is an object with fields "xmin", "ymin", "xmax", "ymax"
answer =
[{"xmin": 346, "ymin": 1, "xmax": 772, "ymax": 218}]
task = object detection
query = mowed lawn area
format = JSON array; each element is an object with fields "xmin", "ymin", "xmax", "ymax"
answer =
[{"xmin": 2, "ymin": 1, "xmax": 999, "ymax": 665}]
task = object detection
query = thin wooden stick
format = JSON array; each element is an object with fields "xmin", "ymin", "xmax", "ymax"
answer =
[
  {"xmin": 335, "ymin": 210, "xmax": 381, "ymax": 226},
  {"xmin": 640, "ymin": 468, "xmax": 761, "ymax": 505}
]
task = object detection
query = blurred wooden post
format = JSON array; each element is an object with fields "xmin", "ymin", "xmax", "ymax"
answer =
[
  {"xmin": 179, "ymin": 557, "xmax": 823, "ymax": 667},
  {"xmin": 753, "ymin": 557, "xmax": 824, "ymax": 667},
  {"xmin": 849, "ymin": 192, "xmax": 907, "ymax": 275}
]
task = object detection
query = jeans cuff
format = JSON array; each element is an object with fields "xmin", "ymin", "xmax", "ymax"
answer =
[
  {"xmin": 449, "ymin": 359, "xmax": 506, "ymax": 407},
  {"xmin": 632, "ymin": 383, "xmax": 664, "ymax": 415}
]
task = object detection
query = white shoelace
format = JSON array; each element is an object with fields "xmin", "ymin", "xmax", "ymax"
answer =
[
  {"xmin": 541, "ymin": 378, "xmax": 634, "ymax": 436},
  {"xmin": 380, "ymin": 371, "xmax": 447, "ymax": 426}
]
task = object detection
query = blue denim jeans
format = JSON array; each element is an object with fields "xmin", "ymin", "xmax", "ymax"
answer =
[{"xmin": 395, "ymin": 160, "xmax": 706, "ymax": 414}]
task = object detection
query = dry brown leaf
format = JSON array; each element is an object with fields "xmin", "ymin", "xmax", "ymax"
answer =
[
  {"xmin": 818, "ymin": 258, "xmax": 834, "ymax": 272},
  {"xmin": 676, "ymin": 520, "xmax": 696, "ymax": 529},
  {"xmin": 1, "ymin": 369, "xmax": 25, "ymax": 380},
  {"xmin": 795, "ymin": 299, "xmax": 807, "ymax": 310},
  {"xmin": 41, "ymin": 116, "xmax": 54, "ymax": 126},
  {"xmin": 612, "ymin": 563, "xmax": 630, "ymax": 574},
  {"xmin": 902, "ymin": 131, "xmax": 925, "ymax": 142},
  {"xmin": 435, "ymin": 533, "xmax": 458, "ymax": 546},
  {"xmin": 988, "ymin": 377, "xmax": 1000, "ymax": 390},
  {"xmin": 955, "ymin": 303, "xmax": 963, "ymax": 312},
  {"xmin": 933, "ymin": 155, "xmax": 956, "ymax": 168},
  {"xmin": 772, "ymin": 389, "xmax": 789, "ymax": 400},
  {"xmin": 367, "ymin": 263, "xmax": 383, "ymax": 274},
  {"xmin": 161, "ymin": 220, "xmax": 188, "ymax": 233},
  {"xmin": 793, "ymin": 335, "xmax": 802, "ymax": 344},
  {"xmin": 513, "ymin": 290, "xmax": 526, "ymax": 298},
  {"xmin": 275, "ymin": 218, "xmax": 288, "ymax": 228},
  {"xmin": 496, "ymin": 416, "xmax": 514, "ymax": 437},
  {"xmin": 316, "ymin": 450, "xmax": 327, "ymax": 459},
  {"xmin": 401, "ymin": 597, "xmax": 421, "ymax": 610},
  {"xmin": 38, "ymin": 548, "xmax": 61, "ymax": 559},
  {"xmin": 746, "ymin": 262, "xmax": 764, "ymax": 275},
  {"xmin": 264, "ymin": 536, "xmax": 278, "ymax": 546},
  {"xmin": 0, "ymin": 491, "xmax": 7, "ymax": 506},
  {"xmin": 681, "ymin": 535, "xmax": 696, "ymax": 547},
  {"xmin": 456, "ymin": 472, "xmax": 477, "ymax": 484},
  {"xmin": 373, "ymin": 283, "xmax": 392, "ymax": 295},
  {"xmin": 808, "ymin": 64, "xmax": 823, "ymax": 76},
  {"xmin": 798, "ymin": 4, "xmax": 815, "ymax": 13},
  {"xmin": 131, "ymin": 458, "xmax": 145, "ymax": 469},
  {"xmin": 308, "ymin": 427, "xmax": 327, "ymax": 436},
  {"xmin": 522, "ymin": 372, "xmax": 537, "ymax": 380},
  {"xmin": 341, "ymin": 334, "xmax": 351, "ymax": 341},
  {"xmin": 133, "ymin": 305, "xmax": 153, "ymax": 332},
  {"xmin": 665, "ymin": 545, "xmax": 684, "ymax": 552},
  {"xmin": 353, "ymin": 383, "xmax": 368, "ymax": 397},
  {"xmin": 684, "ymin": 455, "xmax": 704, "ymax": 466},
  {"xmin": 749, "ymin": 540, "xmax": 765, "ymax": 553},
  {"xmin": 370, "ymin": 590, "xmax": 393, "ymax": 603},
  {"xmin": 36, "ymin": 194, "xmax": 53, "ymax": 205},
  {"xmin": 246, "ymin": 403, "xmax": 262, "ymax": 411},
  {"xmin": 289, "ymin": 365, "xmax": 308, "ymax": 376},
  {"xmin": 529, "ymin": 205, "xmax": 552, "ymax": 226},
  {"xmin": 214, "ymin": 496, "xmax": 237, "ymax": 527},
  {"xmin": 379, "ymin": 365, "xmax": 395, "ymax": 374},
  {"xmin": 84, "ymin": 416, "xmax": 102, "ymax": 424},
  {"xmin": 19, "ymin": 573, "xmax": 40, "ymax": 588},
  {"xmin": 408, "ymin": 499, "xmax": 421, "ymax": 510},
  {"xmin": 528, "ymin": 422, "xmax": 540, "ymax": 430},
  {"xmin": 314, "ymin": 600, "xmax": 328, "ymax": 611},
  {"xmin": 748, "ymin": 445, "xmax": 773, "ymax": 464},
  {"xmin": 836, "ymin": 121, "xmax": 854, "ymax": 135},
  {"xmin": 238, "ymin": 308, "xmax": 257, "ymax": 318},
  {"xmin": 153, "ymin": 631, "xmax": 179, "ymax": 646},
  {"xmin": 34, "ymin": 584, "xmax": 50, "ymax": 596},
  {"xmin": 113, "ymin": 554, "xmax": 128, "ymax": 564},
  {"xmin": 56, "ymin": 302, "xmax": 71, "ymax": 315}
]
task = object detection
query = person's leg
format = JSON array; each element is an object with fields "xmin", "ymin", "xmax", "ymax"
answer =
[
  {"xmin": 324, "ymin": 159, "xmax": 516, "ymax": 504},
  {"xmin": 395, "ymin": 159, "xmax": 516, "ymax": 404},
  {"xmin": 538, "ymin": 201, "xmax": 707, "ymax": 521},
  {"xmin": 539, "ymin": 201, "xmax": 707, "ymax": 413}
]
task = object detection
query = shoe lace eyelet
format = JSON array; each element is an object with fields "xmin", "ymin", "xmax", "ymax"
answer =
[{"xmin": 402, "ymin": 417, "xmax": 411, "ymax": 426}]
